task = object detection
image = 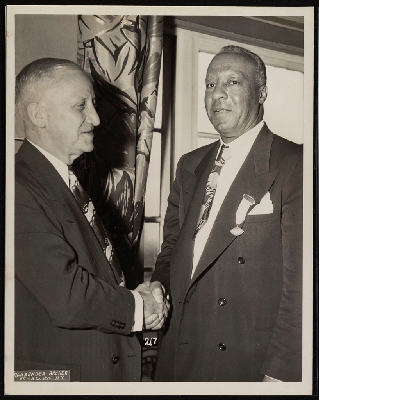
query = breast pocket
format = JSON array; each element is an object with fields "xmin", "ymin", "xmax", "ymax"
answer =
[
  {"xmin": 236, "ymin": 211, "xmax": 282, "ymax": 259},
  {"xmin": 246, "ymin": 212, "xmax": 280, "ymax": 224}
]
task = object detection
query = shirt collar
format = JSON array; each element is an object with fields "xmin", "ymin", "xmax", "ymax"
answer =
[
  {"xmin": 219, "ymin": 120, "xmax": 265, "ymax": 160},
  {"xmin": 27, "ymin": 139, "xmax": 70, "ymax": 187}
]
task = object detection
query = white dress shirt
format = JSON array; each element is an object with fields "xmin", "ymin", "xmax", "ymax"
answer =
[
  {"xmin": 192, "ymin": 120, "xmax": 265, "ymax": 277},
  {"xmin": 27, "ymin": 139, "xmax": 144, "ymax": 331}
]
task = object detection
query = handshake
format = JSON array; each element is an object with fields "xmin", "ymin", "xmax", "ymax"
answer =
[{"xmin": 135, "ymin": 281, "xmax": 170, "ymax": 330}]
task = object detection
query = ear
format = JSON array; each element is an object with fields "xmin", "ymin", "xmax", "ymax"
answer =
[
  {"xmin": 26, "ymin": 102, "xmax": 46, "ymax": 128},
  {"xmin": 259, "ymin": 85, "xmax": 268, "ymax": 105}
]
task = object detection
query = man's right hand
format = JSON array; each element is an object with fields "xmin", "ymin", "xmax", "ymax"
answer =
[
  {"xmin": 140, "ymin": 289, "xmax": 166, "ymax": 317},
  {"xmin": 149, "ymin": 281, "xmax": 169, "ymax": 305}
]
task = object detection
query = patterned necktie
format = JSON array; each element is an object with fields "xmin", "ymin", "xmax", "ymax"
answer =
[
  {"xmin": 194, "ymin": 144, "xmax": 231, "ymax": 238},
  {"xmin": 68, "ymin": 166, "xmax": 125, "ymax": 286}
]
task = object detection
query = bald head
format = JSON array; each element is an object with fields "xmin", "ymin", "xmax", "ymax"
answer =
[
  {"xmin": 216, "ymin": 45, "xmax": 267, "ymax": 88},
  {"xmin": 16, "ymin": 58, "xmax": 84, "ymax": 122}
]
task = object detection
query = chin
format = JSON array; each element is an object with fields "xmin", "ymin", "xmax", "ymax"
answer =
[
  {"xmin": 83, "ymin": 139, "xmax": 95, "ymax": 152},
  {"xmin": 213, "ymin": 122, "xmax": 233, "ymax": 134},
  {"xmin": 80, "ymin": 143, "xmax": 94, "ymax": 154},
  {"xmin": 217, "ymin": 128, "xmax": 236, "ymax": 138}
]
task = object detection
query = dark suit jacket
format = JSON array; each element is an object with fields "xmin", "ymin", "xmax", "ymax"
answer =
[
  {"xmin": 152, "ymin": 125, "xmax": 303, "ymax": 382},
  {"xmin": 15, "ymin": 140, "xmax": 141, "ymax": 382}
]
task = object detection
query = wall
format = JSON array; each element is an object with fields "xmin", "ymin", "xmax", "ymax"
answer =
[{"xmin": 15, "ymin": 14, "xmax": 78, "ymax": 74}]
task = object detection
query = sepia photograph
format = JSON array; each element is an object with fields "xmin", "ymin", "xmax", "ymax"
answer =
[{"xmin": 5, "ymin": 5, "xmax": 316, "ymax": 396}]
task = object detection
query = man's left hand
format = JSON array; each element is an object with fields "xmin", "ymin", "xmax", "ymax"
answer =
[{"xmin": 144, "ymin": 312, "xmax": 165, "ymax": 330}]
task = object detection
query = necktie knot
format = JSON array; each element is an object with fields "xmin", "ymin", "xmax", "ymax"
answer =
[{"xmin": 217, "ymin": 144, "xmax": 231, "ymax": 165}]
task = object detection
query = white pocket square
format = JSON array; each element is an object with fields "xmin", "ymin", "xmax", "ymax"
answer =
[{"xmin": 248, "ymin": 192, "xmax": 273, "ymax": 215}]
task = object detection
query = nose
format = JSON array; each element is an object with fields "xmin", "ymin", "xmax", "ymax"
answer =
[
  {"xmin": 211, "ymin": 83, "xmax": 228, "ymax": 100},
  {"xmin": 86, "ymin": 102, "xmax": 100, "ymax": 127}
]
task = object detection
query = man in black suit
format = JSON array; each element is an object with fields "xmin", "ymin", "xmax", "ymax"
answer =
[
  {"xmin": 151, "ymin": 46, "xmax": 303, "ymax": 381},
  {"xmin": 14, "ymin": 58, "xmax": 168, "ymax": 381}
]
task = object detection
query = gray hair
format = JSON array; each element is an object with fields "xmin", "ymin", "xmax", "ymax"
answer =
[
  {"xmin": 217, "ymin": 45, "xmax": 266, "ymax": 87},
  {"xmin": 15, "ymin": 58, "xmax": 83, "ymax": 113}
]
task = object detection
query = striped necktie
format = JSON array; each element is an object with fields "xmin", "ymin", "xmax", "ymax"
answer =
[
  {"xmin": 194, "ymin": 144, "xmax": 231, "ymax": 238},
  {"xmin": 68, "ymin": 166, "xmax": 125, "ymax": 286}
]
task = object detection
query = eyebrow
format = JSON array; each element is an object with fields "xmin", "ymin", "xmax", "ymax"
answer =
[
  {"xmin": 226, "ymin": 71, "xmax": 245, "ymax": 78},
  {"xmin": 206, "ymin": 71, "xmax": 245, "ymax": 79},
  {"xmin": 71, "ymin": 92, "xmax": 95, "ymax": 101}
]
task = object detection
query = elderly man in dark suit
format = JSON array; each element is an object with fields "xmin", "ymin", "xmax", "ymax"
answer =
[
  {"xmin": 150, "ymin": 46, "xmax": 303, "ymax": 382},
  {"xmin": 14, "ymin": 58, "xmax": 168, "ymax": 381}
]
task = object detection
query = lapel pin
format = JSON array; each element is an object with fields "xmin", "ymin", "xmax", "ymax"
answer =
[
  {"xmin": 230, "ymin": 194, "xmax": 255, "ymax": 236},
  {"xmin": 230, "ymin": 226, "xmax": 244, "ymax": 236}
]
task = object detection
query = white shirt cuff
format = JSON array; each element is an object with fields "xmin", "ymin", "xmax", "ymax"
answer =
[{"xmin": 131, "ymin": 290, "xmax": 144, "ymax": 332}]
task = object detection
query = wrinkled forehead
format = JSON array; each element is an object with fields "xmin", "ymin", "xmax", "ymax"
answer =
[
  {"xmin": 52, "ymin": 68, "xmax": 92, "ymax": 89},
  {"xmin": 42, "ymin": 68, "xmax": 94, "ymax": 100},
  {"xmin": 206, "ymin": 53, "xmax": 256, "ymax": 77}
]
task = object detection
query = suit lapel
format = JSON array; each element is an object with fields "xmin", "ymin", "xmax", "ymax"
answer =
[
  {"xmin": 17, "ymin": 141, "xmax": 120, "ymax": 285},
  {"xmin": 190, "ymin": 126, "xmax": 278, "ymax": 286},
  {"xmin": 16, "ymin": 141, "xmax": 68, "ymax": 204}
]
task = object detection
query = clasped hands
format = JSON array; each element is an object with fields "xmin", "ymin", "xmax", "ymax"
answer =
[{"xmin": 136, "ymin": 281, "xmax": 170, "ymax": 330}]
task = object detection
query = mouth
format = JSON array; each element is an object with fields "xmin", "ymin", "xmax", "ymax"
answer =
[
  {"xmin": 214, "ymin": 109, "xmax": 231, "ymax": 114},
  {"xmin": 82, "ymin": 131, "xmax": 94, "ymax": 135}
]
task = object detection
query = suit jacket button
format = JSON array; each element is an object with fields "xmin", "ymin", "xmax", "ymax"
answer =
[
  {"xmin": 238, "ymin": 257, "xmax": 245, "ymax": 264},
  {"xmin": 219, "ymin": 343, "xmax": 226, "ymax": 351},
  {"xmin": 112, "ymin": 355, "xmax": 120, "ymax": 364},
  {"xmin": 218, "ymin": 298, "xmax": 227, "ymax": 306}
]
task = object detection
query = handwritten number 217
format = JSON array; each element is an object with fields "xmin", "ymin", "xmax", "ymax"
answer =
[{"xmin": 144, "ymin": 337, "xmax": 157, "ymax": 346}]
